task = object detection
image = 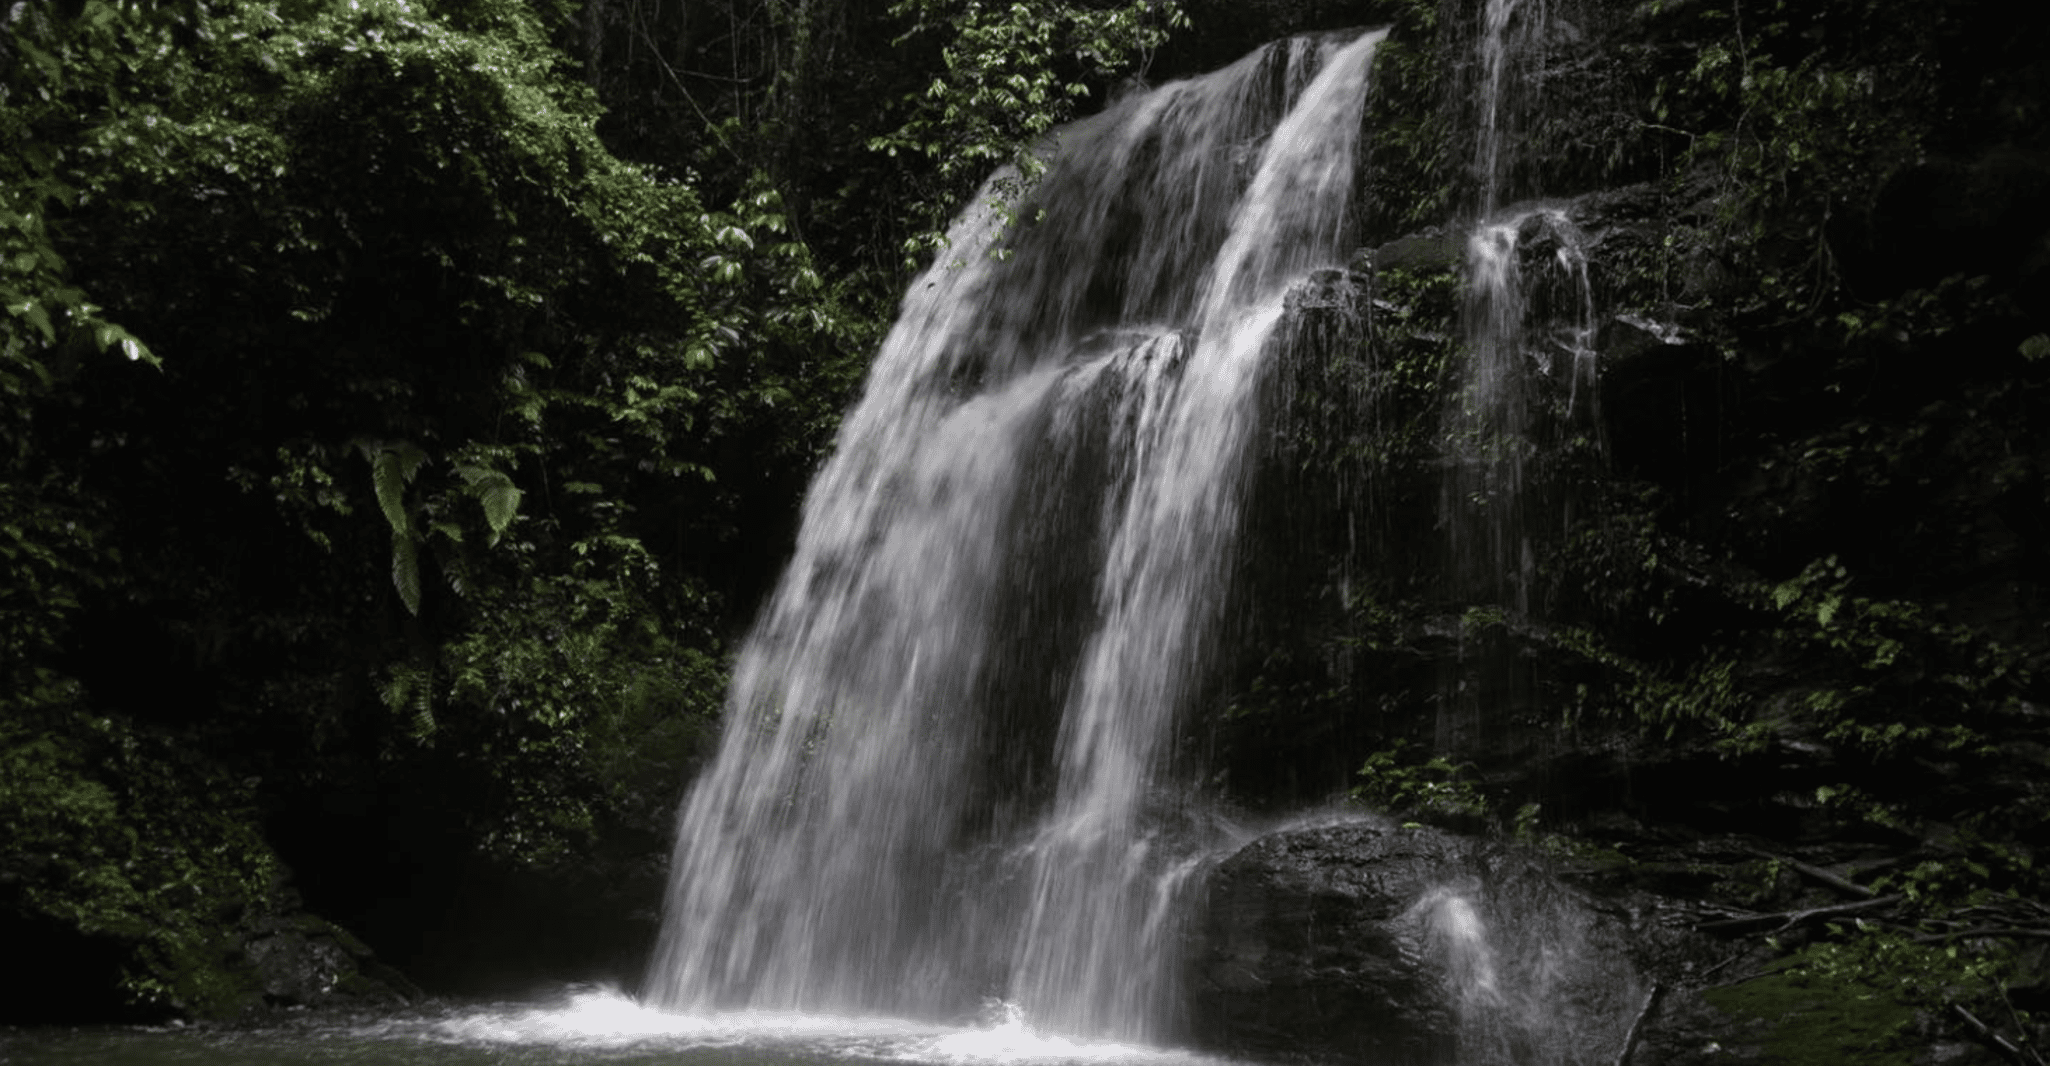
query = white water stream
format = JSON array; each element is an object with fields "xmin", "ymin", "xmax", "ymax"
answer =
[
  {"xmin": 646, "ymin": 30, "xmax": 1387, "ymax": 1044},
  {"xmin": 1437, "ymin": 0, "xmax": 1601, "ymax": 760}
]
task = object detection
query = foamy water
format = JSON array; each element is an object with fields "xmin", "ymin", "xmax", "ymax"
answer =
[
  {"xmin": 4, "ymin": 988, "xmax": 1251, "ymax": 1065},
  {"xmin": 403, "ymin": 989, "xmax": 1236, "ymax": 1065}
]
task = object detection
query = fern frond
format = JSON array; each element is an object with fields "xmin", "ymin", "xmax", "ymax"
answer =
[{"xmin": 392, "ymin": 530, "xmax": 422, "ymax": 616}]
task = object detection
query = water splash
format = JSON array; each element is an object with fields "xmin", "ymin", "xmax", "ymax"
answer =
[
  {"xmin": 1410, "ymin": 874, "xmax": 1646, "ymax": 1066},
  {"xmin": 325, "ymin": 987, "xmax": 1251, "ymax": 1066},
  {"xmin": 1411, "ymin": 885, "xmax": 1504, "ymax": 1013},
  {"xmin": 1436, "ymin": 202, "xmax": 1598, "ymax": 757},
  {"xmin": 648, "ymin": 30, "xmax": 1387, "ymax": 1042}
]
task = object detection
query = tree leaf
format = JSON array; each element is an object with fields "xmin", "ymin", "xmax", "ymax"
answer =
[
  {"xmin": 371, "ymin": 443, "xmax": 427, "ymax": 537},
  {"xmin": 391, "ymin": 530, "xmax": 421, "ymax": 616},
  {"xmin": 480, "ymin": 480, "xmax": 522, "ymax": 547},
  {"xmin": 373, "ymin": 453, "xmax": 410, "ymax": 537}
]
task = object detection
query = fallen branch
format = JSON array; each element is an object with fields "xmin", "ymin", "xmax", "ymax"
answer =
[
  {"xmin": 1695, "ymin": 894, "xmax": 1901, "ymax": 935},
  {"xmin": 1957, "ymin": 899, "xmax": 2050, "ymax": 926},
  {"xmin": 1691, "ymin": 904, "xmax": 1769, "ymax": 923},
  {"xmin": 1695, "ymin": 949, "xmax": 1750, "ymax": 983},
  {"xmin": 1613, "ymin": 983, "xmax": 1664, "ymax": 1066},
  {"xmin": 1951, "ymin": 1004, "xmax": 2045, "ymax": 1066},
  {"xmin": 1914, "ymin": 927, "xmax": 2050, "ymax": 944},
  {"xmin": 1746, "ymin": 847, "xmax": 1876, "ymax": 899}
]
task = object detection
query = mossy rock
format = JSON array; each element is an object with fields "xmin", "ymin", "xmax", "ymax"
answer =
[
  {"xmin": 1703, "ymin": 935, "xmax": 2013, "ymax": 1066},
  {"xmin": 1707, "ymin": 968, "xmax": 1921, "ymax": 1066}
]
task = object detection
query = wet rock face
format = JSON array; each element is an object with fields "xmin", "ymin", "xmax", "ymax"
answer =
[
  {"xmin": 1187, "ymin": 820, "xmax": 1648, "ymax": 1066},
  {"xmin": 1151, "ymin": 0, "xmax": 1418, "ymax": 81},
  {"xmin": 1189, "ymin": 820, "xmax": 1463, "ymax": 1065}
]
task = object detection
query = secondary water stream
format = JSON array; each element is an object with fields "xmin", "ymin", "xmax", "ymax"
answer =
[{"xmin": 1436, "ymin": 0, "xmax": 1601, "ymax": 756}]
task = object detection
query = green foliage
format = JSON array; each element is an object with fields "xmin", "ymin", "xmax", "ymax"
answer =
[
  {"xmin": 1735, "ymin": 556, "xmax": 2027, "ymax": 759},
  {"xmin": 1364, "ymin": 265, "xmax": 1461, "ymax": 457},
  {"xmin": 1869, "ymin": 845, "xmax": 2032, "ymax": 913},
  {"xmin": 1807, "ymin": 784, "xmax": 2041, "ymax": 911},
  {"xmin": 0, "ymin": 478, "xmax": 110, "ymax": 676},
  {"xmin": 1350, "ymin": 741, "xmax": 1489, "ymax": 823},
  {"xmin": 1553, "ymin": 546, "xmax": 2032, "ymax": 767},
  {"xmin": 1645, "ymin": 0, "xmax": 1932, "ymax": 322},
  {"xmin": 1541, "ymin": 484, "xmax": 1680, "ymax": 625},
  {"xmin": 1, "ymin": 100, "xmax": 158, "ymax": 388},
  {"xmin": 396, "ymin": 539, "xmax": 725, "ymax": 866},
  {"xmin": 1549, "ymin": 620, "xmax": 1747, "ymax": 742},
  {"xmin": 0, "ymin": 0, "xmax": 859, "ymax": 947},
  {"xmin": 866, "ymin": 0, "xmax": 1185, "ymax": 264},
  {"xmin": 1359, "ymin": 0, "xmax": 1451, "ymax": 236}
]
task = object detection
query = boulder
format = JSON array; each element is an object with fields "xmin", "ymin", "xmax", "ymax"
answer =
[
  {"xmin": 240, "ymin": 910, "xmax": 422, "ymax": 1009},
  {"xmin": 1187, "ymin": 818, "xmax": 1650, "ymax": 1066}
]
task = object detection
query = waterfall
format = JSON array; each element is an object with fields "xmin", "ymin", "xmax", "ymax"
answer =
[
  {"xmin": 1444, "ymin": 208, "xmax": 1597, "ymax": 620},
  {"xmin": 1422, "ymin": 3, "xmax": 1620, "ymax": 1058},
  {"xmin": 646, "ymin": 29, "xmax": 1387, "ymax": 1042},
  {"xmin": 1436, "ymin": 0, "xmax": 1600, "ymax": 749}
]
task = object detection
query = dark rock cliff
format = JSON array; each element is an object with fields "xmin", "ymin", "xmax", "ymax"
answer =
[{"xmin": 1181, "ymin": 0, "xmax": 2050, "ymax": 1060}]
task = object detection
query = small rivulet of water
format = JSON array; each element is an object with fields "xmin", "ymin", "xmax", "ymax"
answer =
[
  {"xmin": 645, "ymin": 29, "xmax": 1388, "ymax": 1044},
  {"xmin": 1437, "ymin": 0, "xmax": 1600, "ymax": 751},
  {"xmin": 1427, "ymin": 2, "xmax": 1624, "ymax": 1060},
  {"xmin": 1474, "ymin": 0, "xmax": 1546, "ymax": 219},
  {"xmin": 1444, "ymin": 207, "xmax": 1597, "ymax": 621}
]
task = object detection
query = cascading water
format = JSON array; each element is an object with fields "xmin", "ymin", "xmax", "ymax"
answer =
[
  {"xmin": 1437, "ymin": 0, "xmax": 1600, "ymax": 751},
  {"xmin": 647, "ymin": 29, "xmax": 1387, "ymax": 1042},
  {"xmin": 1421, "ymin": 2, "xmax": 1618, "ymax": 1059},
  {"xmin": 1473, "ymin": 0, "xmax": 1549, "ymax": 218},
  {"xmin": 1444, "ymin": 208, "xmax": 1598, "ymax": 623}
]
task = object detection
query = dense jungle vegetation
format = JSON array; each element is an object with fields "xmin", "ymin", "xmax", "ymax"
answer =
[{"xmin": 4, "ymin": 0, "xmax": 2048, "ymax": 1051}]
